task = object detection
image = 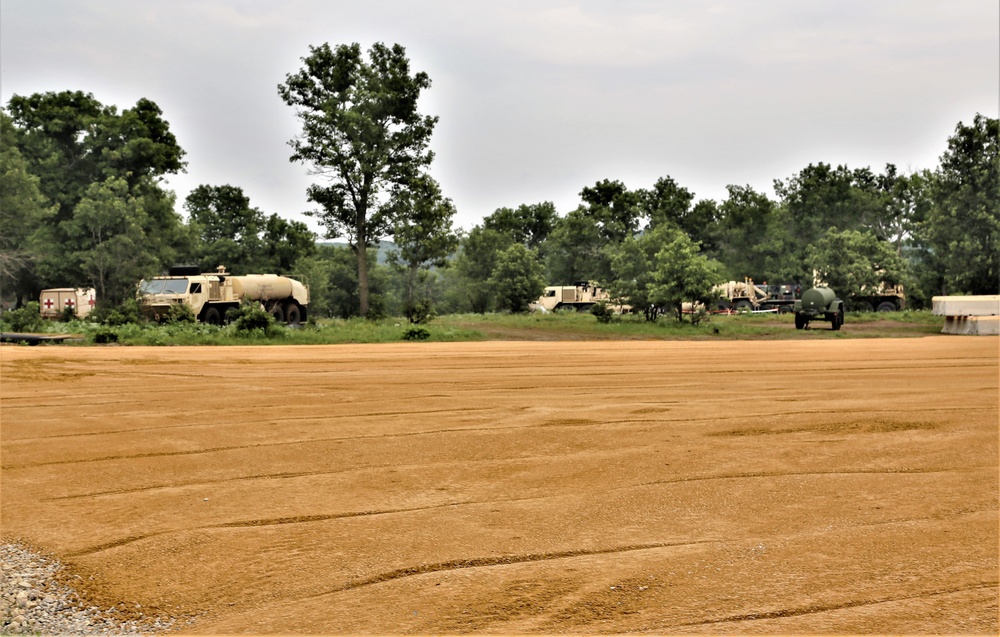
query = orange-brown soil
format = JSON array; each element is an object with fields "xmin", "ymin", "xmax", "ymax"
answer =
[{"xmin": 1, "ymin": 337, "xmax": 997, "ymax": 634}]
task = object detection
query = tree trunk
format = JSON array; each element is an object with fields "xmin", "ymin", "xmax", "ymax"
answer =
[{"xmin": 357, "ymin": 243, "xmax": 369, "ymax": 317}]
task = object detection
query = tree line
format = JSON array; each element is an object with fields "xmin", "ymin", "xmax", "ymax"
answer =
[{"xmin": 2, "ymin": 42, "xmax": 997, "ymax": 322}]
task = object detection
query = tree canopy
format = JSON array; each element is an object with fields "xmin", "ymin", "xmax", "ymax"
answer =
[{"xmin": 279, "ymin": 42, "xmax": 438, "ymax": 317}]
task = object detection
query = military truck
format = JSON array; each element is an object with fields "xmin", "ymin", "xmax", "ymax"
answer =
[
  {"xmin": 713, "ymin": 279, "xmax": 799, "ymax": 313},
  {"xmin": 137, "ymin": 265, "xmax": 309, "ymax": 325},
  {"xmin": 794, "ymin": 286, "xmax": 844, "ymax": 330},
  {"xmin": 533, "ymin": 282, "xmax": 613, "ymax": 313}
]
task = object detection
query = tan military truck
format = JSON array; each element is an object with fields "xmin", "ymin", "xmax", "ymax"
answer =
[
  {"xmin": 137, "ymin": 266, "xmax": 309, "ymax": 325},
  {"xmin": 533, "ymin": 282, "xmax": 616, "ymax": 313}
]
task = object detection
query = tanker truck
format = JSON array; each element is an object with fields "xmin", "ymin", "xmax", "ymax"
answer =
[
  {"xmin": 793, "ymin": 286, "xmax": 844, "ymax": 331},
  {"xmin": 137, "ymin": 265, "xmax": 309, "ymax": 325}
]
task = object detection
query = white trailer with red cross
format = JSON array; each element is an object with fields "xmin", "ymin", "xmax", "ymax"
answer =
[{"xmin": 39, "ymin": 288, "xmax": 96, "ymax": 320}]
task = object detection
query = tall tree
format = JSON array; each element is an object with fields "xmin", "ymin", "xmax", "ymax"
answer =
[
  {"xmin": 184, "ymin": 184, "xmax": 266, "ymax": 273},
  {"xmin": 488, "ymin": 244, "xmax": 546, "ymax": 313},
  {"xmin": 261, "ymin": 214, "xmax": 317, "ymax": 274},
  {"xmin": 808, "ymin": 228, "xmax": 905, "ymax": 305},
  {"xmin": 716, "ymin": 185, "xmax": 798, "ymax": 283},
  {"xmin": 279, "ymin": 42, "xmax": 437, "ymax": 317},
  {"xmin": 918, "ymin": 114, "xmax": 999, "ymax": 295},
  {"xmin": 579, "ymin": 179, "xmax": 642, "ymax": 244},
  {"xmin": 5, "ymin": 91, "xmax": 186, "ymax": 296},
  {"xmin": 0, "ymin": 111, "xmax": 55, "ymax": 306},
  {"xmin": 455, "ymin": 227, "xmax": 515, "ymax": 313},
  {"xmin": 544, "ymin": 207, "xmax": 606, "ymax": 284},
  {"xmin": 64, "ymin": 177, "xmax": 157, "ymax": 305},
  {"xmin": 388, "ymin": 174, "xmax": 459, "ymax": 322},
  {"xmin": 482, "ymin": 202, "xmax": 557, "ymax": 251},
  {"xmin": 648, "ymin": 229, "xmax": 724, "ymax": 323}
]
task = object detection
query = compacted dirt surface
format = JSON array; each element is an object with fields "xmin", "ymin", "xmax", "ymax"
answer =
[{"xmin": 1, "ymin": 336, "xmax": 997, "ymax": 634}]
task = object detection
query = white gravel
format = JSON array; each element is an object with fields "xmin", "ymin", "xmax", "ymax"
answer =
[{"xmin": 1, "ymin": 543, "xmax": 176, "ymax": 635}]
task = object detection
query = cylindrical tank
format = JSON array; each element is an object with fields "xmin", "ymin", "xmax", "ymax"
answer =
[
  {"xmin": 232, "ymin": 275, "xmax": 295, "ymax": 300},
  {"xmin": 801, "ymin": 286, "xmax": 836, "ymax": 311}
]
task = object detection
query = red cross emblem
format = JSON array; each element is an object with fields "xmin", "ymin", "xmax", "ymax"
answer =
[
  {"xmin": 88, "ymin": 295, "xmax": 96, "ymax": 307},
  {"xmin": 65, "ymin": 298, "xmax": 75, "ymax": 308},
  {"xmin": 43, "ymin": 298, "xmax": 55, "ymax": 309}
]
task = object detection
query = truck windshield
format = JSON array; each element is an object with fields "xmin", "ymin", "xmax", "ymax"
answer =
[{"xmin": 139, "ymin": 279, "xmax": 188, "ymax": 295}]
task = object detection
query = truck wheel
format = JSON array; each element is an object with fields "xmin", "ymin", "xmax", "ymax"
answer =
[
  {"xmin": 203, "ymin": 307, "xmax": 222, "ymax": 325},
  {"xmin": 269, "ymin": 304, "xmax": 284, "ymax": 323},
  {"xmin": 832, "ymin": 311, "xmax": 842, "ymax": 331},
  {"xmin": 734, "ymin": 300, "xmax": 753, "ymax": 313},
  {"xmin": 795, "ymin": 314, "xmax": 807, "ymax": 330},
  {"xmin": 857, "ymin": 301, "xmax": 874, "ymax": 313},
  {"xmin": 876, "ymin": 301, "xmax": 896, "ymax": 313},
  {"xmin": 285, "ymin": 302, "xmax": 302, "ymax": 326}
]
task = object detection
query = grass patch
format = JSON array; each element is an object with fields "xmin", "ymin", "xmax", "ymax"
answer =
[{"xmin": 4, "ymin": 310, "xmax": 944, "ymax": 346}]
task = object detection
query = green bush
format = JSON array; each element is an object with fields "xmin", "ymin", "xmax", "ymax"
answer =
[
  {"xmin": 0, "ymin": 302, "xmax": 46, "ymax": 332},
  {"xmin": 590, "ymin": 302, "xmax": 614, "ymax": 324},
  {"xmin": 92, "ymin": 328, "xmax": 119, "ymax": 344},
  {"xmin": 402, "ymin": 326, "xmax": 431, "ymax": 341},
  {"xmin": 92, "ymin": 299, "xmax": 142, "ymax": 326},
  {"xmin": 165, "ymin": 302, "xmax": 196, "ymax": 324},
  {"xmin": 230, "ymin": 301, "xmax": 283, "ymax": 337},
  {"xmin": 406, "ymin": 299, "xmax": 435, "ymax": 324}
]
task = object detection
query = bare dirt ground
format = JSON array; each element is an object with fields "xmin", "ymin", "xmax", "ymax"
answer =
[{"xmin": 1, "ymin": 336, "xmax": 997, "ymax": 634}]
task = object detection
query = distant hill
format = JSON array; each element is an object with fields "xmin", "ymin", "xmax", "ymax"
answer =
[{"xmin": 317, "ymin": 240, "xmax": 397, "ymax": 265}]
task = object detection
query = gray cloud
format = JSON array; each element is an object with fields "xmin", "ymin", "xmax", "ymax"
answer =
[{"xmin": 2, "ymin": 0, "xmax": 996, "ymax": 236}]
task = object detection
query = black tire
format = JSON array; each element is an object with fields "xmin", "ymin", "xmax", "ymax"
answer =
[
  {"xmin": 876, "ymin": 301, "xmax": 896, "ymax": 313},
  {"xmin": 857, "ymin": 301, "xmax": 874, "ymax": 313},
  {"xmin": 285, "ymin": 302, "xmax": 302, "ymax": 326},
  {"xmin": 778, "ymin": 305, "xmax": 792, "ymax": 314},
  {"xmin": 734, "ymin": 300, "xmax": 753, "ymax": 313},
  {"xmin": 203, "ymin": 306, "xmax": 222, "ymax": 325},
  {"xmin": 795, "ymin": 313, "xmax": 807, "ymax": 330},
  {"xmin": 269, "ymin": 304, "xmax": 284, "ymax": 323},
  {"xmin": 832, "ymin": 310, "xmax": 843, "ymax": 331}
]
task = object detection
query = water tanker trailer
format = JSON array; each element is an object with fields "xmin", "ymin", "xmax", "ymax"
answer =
[
  {"xmin": 138, "ymin": 266, "xmax": 309, "ymax": 325},
  {"xmin": 793, "ymin": 286, "xmax": 844, "ymax": 331}
]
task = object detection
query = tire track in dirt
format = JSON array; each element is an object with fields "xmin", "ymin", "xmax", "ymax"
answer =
[
  {"xmin": 626, "ymin": 467, "xmax": 975, "ymax": 490},
  {"xmin": 3, "ymin": 418, "xmax": 610, "ymax": 469},
  {"xmin": 311, "ymin": 541, "xmax": 719, "ymax": 596},
  {"xmin": 674, "ymin": 581, "xmax": 999, "ymax": 628},
  {"xmin": 64, "ymin": 501, "xmax": 481, "ymax": 557},
  {"xmin": 1, "ymin": 406, "xmax": 500, "ymax": 442}
]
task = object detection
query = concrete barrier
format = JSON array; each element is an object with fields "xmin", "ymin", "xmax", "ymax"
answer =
[{"xmin": 932, "ymin": 295, "xmax": 1000, "ymax": 335}]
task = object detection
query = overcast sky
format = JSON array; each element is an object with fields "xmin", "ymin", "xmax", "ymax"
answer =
[{"xmin": 2, "ymin": 0, "xmax": 997, "ymax": 237}]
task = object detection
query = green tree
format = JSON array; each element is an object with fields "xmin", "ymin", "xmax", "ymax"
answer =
[
  {"xmin": 918, "ymin": 114, "xmax": 999, "ymax": 295},
  {"xmin": 716, "ymin": 185, "xmax": 799, "ymax": 283},
  {"xmin": 579, "ymin": 179, "xmax": 642, "ymax": 244},
  {"xmin": 64, "ymin": 177, "xmax": 157, "ymax": 305},
  {"xmin": 808, "ymin": 228, "xmax": 905, "ymax": 306},
  {"xmin": 488, "ymin": 244, "xmax": 545, "ymax": 313},
  {"xmin": 184, "ymin": 184, "xmax": 266, "ymax": 273},
  {"xmin": 609, "ymin": 232, "xmax": 661, "ymax": 321},
  {"xmin": 5, "ymin": 91, "xmax": 186, "ymax": 295},
  {"xmin": 279, "ymin": 42, "xmax": 437, "ymax": 317},
  {"xmin": 544, "ymin": 208, "xmax": 606, "ymax": 284},
  {"xmin": 0, "ymin": 111, "xmax": 55, "ymax": 306},
  {"xmin": 482, "ymin": 202, "xmax": 557, "ymax": 251},
  {"xmin": 388, "ymin": 174, "xmax": 459, "ymax": 322},
  {"xmin": 455, "ymin": 227, "xmax": 515, "ymax": 313},
  {"xmin": 261, "ymin": 214, "xmax": 316, "ymax": 274},
  {"xmin": 649, "ymin": 230, "xmax": 724, "ymax": 323}
]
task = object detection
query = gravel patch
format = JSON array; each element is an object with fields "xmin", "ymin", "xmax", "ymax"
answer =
[{"xmin": 1, "ymin": 543, "xmax": 175, "ymax": 635}]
